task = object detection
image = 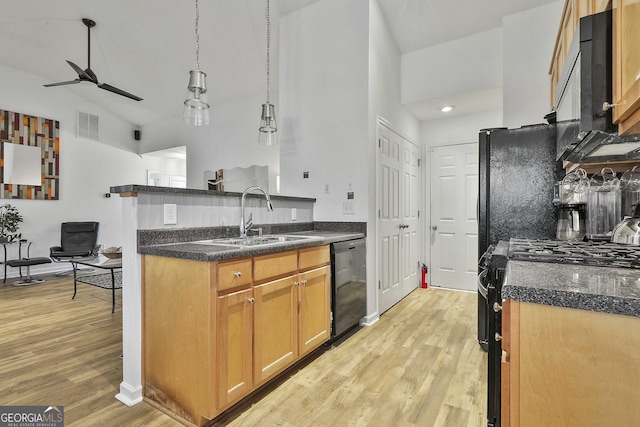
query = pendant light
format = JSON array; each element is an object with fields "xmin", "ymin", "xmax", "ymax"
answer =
[
  {"xmin": 183, "ymin": 0, "xmax": 210, "ymax": 126},
  {"xmin": 258, "ymin": 0, "xmax": 278, "ymax": 145}
]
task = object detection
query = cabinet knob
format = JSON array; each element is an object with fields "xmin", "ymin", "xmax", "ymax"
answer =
[
  {"xmin": 302, "ymin": 279, "xmax": 308, "ymax": 285},
  {"xmin": 493, "ymin": 302, "xmax": 502, "ymax": 313},
  {"xmin": 248, "ymin": 297, "xmax": 255, "ymax": 303},
  {"xmin": 294, "ymin": 281, "xmax": 300, "ymax": 286},
  {"xmin": 603, "ymin": 101, "xmax": 618, "ymax": 111},
  {"xmin": 234, "ymin": 271, "xmax": 242, "ymax": 278},
  {"xmin": 495, "ymin": 332, "xmax": 502, "ymax": 342}
]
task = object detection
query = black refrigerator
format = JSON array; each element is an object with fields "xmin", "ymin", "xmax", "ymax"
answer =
[
  {"xmin": 478, "ymin": 123, "xmax": 560, "ymax": 258},
  {"xmin": 477, "ymin": 123, "xmax": 560, "ymax": 348},
  {"xmin": 477, "ymin": 123, "xmax": 560, "ymax": 427}
]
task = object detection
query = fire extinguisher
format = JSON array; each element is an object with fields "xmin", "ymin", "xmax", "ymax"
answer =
[{"xmin": 421, "ymin": 264, "xmax": 428, "ymax": 288}]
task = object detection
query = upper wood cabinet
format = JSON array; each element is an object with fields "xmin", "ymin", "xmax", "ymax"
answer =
[
  {"xmin": 549, "ymin": 0, "xmax": 612, "ymax": 107},
  {"xmin": 612, "ymin": 0, "xmax": 640, "ymax": 134}
]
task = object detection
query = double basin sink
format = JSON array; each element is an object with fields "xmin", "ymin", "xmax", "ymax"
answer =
[{"xmin": 191, "ymin": 234, "xmax": 320, "ymax": 248}]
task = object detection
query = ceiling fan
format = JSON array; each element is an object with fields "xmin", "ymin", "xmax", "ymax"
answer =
[{"xmin": 44, "ymin": 18, "xmax": 143, "ymax": 101}]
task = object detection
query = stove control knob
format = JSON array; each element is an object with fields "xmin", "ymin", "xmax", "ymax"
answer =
[
  {"xmin": 495, "ymin": 333, "xmax": 502, "ymax": 342},
  {"xmin": 493, "ymin": 302, "xmax": 502, "ymax": 313}
]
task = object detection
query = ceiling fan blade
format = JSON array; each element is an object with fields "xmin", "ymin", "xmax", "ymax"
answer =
[
  {"xmin": 66, "ymin": 60, "xmax": 92, "ymax": 81},
  {"xmin": 98, "ymin": 83, "xmax": 143, "ymax": 101},
  {"xmin": 43, "ymin": 80, "xmax": 82, "ymax": 87}
]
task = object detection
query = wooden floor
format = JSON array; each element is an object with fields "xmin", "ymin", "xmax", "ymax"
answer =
[{"xmin": 0, "ymin": 274, "xmax": 486, "ymax": 427}]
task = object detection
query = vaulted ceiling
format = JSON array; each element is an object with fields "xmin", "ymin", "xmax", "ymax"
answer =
[{"xmin": 0, "ymin": 0, "xmax": 558, "ymax": 127}]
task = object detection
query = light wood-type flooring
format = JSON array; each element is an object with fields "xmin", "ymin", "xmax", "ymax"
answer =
[{"xmin": 0, "ymin": 273, "xmax": 486, "ymax": 427}]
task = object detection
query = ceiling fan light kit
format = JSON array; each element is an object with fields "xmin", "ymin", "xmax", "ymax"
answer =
[
  {"xmin": 258, "ymin": 0, "xmax": 277, "ymax": 146},
  {"xmin": 43, "ymin": 18, "xmax": 143, "ymax": 101},
  {"xmin": 183, "ymin": 0, "xmax": 210, "ymax": 126}
]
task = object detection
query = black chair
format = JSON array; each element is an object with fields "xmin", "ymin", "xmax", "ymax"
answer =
[{"xmin": 50, "ymin": 222, "xmax": 100, "ymax": 275}]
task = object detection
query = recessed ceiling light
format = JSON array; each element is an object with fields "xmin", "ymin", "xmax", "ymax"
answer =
[{"xmin": 439, "ymin": 105, "xmax": 455, "ymax": 113}]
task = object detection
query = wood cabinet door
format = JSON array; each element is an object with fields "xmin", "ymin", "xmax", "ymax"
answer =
[
  {"xmin": 298, "ymin": 266, "xmax": 331, "ymax": 356},
  {"xmin": 613, "ymin": 0, "xmax": 640, "ymax": 134},
  {"xmin": 253, "ymin": 275, "xmax": 298, "ymax": 385},
  {"xmin": 216, "ymin": 288, "xmax": 253, "ymax": 409}
]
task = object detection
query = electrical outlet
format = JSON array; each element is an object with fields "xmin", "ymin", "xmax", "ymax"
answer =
[
  {"xmin": 343, "ymin": 202, "xmax": 355, "ymax": 215},
  {"xmin": 163, "ymin": 204, "xmax": 177, "ymax": 225},
  {"xmin": 291, "ymin": 208, "xmax": 297, "ymax": 221}
]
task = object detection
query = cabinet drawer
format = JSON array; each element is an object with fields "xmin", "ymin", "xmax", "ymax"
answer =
[
  {"xmin": 217, "ymin": 258, "xmax": 252, "ymax": 292},
  {"xmin": 254, "ymin": 250, "xmax": 297, "ymax": 282},
  {"xmin": 298, "ymin": 245, "xmax": 330, "ymax": 270}
]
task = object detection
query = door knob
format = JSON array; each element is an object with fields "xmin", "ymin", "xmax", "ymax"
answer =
[{"xmin": 431, "ymin": 225, "xmax": 438, "ymax": 231}]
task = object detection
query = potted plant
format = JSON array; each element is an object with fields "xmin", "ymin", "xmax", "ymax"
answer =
[{"xmin": 0, "ymin": 204, "xmax": 23, "ymax": 243}]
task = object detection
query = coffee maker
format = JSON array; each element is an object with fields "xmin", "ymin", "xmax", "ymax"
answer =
[
  {"xmin": 555, "ymin": 170, "xmax": 588, "ymax": 241},
  {"xmin": 556, "ymin": 203, "xmax": 586, "ymax": 240}
]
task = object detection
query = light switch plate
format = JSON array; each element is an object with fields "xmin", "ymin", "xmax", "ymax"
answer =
[
  {"xmin": 343, "ymin": 202, "xmax": 355, "ymax": 214},
  {"xmin": 163, "ymin": 204, "xmax": 177, "ymax": 225}
]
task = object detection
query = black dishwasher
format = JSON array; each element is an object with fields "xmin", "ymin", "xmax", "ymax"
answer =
[{"xmin": 330, "ymin": 238, "xmax": 366, "ymax": 340}]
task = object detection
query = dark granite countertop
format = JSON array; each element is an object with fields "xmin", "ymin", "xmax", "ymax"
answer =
[
  {"xmin": 138, "ymin": 231, "xmax": 365, "ymax": 262},
  {"xmin": 110, "ymin": 184, "xmax": 316, "ymax": 202},
  {"xmin": 503, "ymin": 260, "xmax": 640, "ymax": 317}
]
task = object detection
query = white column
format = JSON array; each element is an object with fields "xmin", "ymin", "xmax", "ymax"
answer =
[{"xmin": 115, "ymin": 195, "xmax": 143, "ymax": 406}]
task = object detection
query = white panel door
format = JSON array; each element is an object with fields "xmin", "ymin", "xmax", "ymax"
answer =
[
  {"xmin": 378, "ymin": 127, "xmax": 402, "ymax": 314},
  {"xmin": 400, "ymin": 140, "xmax": 420, "ymax": 298},
  {"xmin": 430, "ymin": 143, "xmax": 478, "ymax": 291},
  {"xmin": 377, "ymin": 123, "xmax": 421, "ymax": 314}
]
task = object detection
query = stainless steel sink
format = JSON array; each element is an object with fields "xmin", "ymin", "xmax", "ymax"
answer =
[{"xmin": 191, "ymin": 234, "xmax": 318, "ymax": 247}]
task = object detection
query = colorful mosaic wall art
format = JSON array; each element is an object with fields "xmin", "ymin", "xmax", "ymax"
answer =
[{"xmin": 0, "ymin": 109, "xmax": 60, "ymax": 200}]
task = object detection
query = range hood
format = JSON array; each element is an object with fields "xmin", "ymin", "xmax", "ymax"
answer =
[{"xmin": 553, "ymin": 10, "xmax": 640, "ymax": 165}]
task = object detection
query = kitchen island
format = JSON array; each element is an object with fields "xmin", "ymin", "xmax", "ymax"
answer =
[
  {"xmin": 500, "ymin": 261, "xmax": 640, "ymax": 426},
  {"xmin": 141, "ymin": 232, "xmax": 363, "ymax": 426}
]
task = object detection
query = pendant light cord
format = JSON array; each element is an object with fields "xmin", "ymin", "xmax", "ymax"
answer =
[
  {"xmin": 266, "ymin": 0, "xmax": 271, "ymax": 104},
  {"xmin": 195, "ymin": 0, "xmax": 201, "ymax": 71}
]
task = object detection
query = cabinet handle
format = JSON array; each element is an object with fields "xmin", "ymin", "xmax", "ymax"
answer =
[
  {"xmin": 493, "ymin": 302, "xmax": 502, "ymax": 313},
  {"xmin": 603, "ymin": 101, "xmax": 617, "ymax": 111},
  {"xmin": 234, "ymin": 271, "xmax": 242, "ymax": 278},
  {"xmin": 302, "ymin": 279, "xmax": 308, "ymax": 285},
  {"xmin": 495, "ymin": 332, "xmax": 502, "ymax": 342},
  {"xmin": 248, "ymin": 297, "xmax": 255, "ymax": 303},
  {"xmin": 294, "ymin": 281, "xmax": 300, "ymax": 286}
]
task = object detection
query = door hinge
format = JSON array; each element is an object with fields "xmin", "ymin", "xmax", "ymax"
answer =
[
  {"xmin": 378, "ymin": 138, "xmax": 381, "ymax": 148},
  {"xmin": 378, "ymin": 280, "xmax": 381, "ymax": 289},
  {"xmin": 418, "ymin": 210, "xmax": 420, "ymax": 218},
  {"xmin": 418, "ymin": 158, "xmax": 421, "ymax": 167}
]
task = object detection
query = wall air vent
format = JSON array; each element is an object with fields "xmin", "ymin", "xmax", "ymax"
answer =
[{"xmin": 77, "ymin": 111, "xmax": 99, "ymax": 141}]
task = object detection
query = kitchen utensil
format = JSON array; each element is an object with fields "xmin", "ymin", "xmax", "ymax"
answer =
[
  {"xmin": 559, "ymin": 168, "xmax": 588, "ymax": 204},
  {"xmin": 611, "ymin": 203, "xmax": 640, "ymax": 244}
]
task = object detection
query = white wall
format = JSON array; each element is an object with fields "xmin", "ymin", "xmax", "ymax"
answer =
[
  {"xmin": 279, "ymin": 0, "xmax": 369, "ymax": 221},
  {"xmin": 402, "ymin": 29, "xmax": 503, "ymax": 105},
  {"xmin": 0, "ymin": 64, "xmax": 175, "ymax": 277},
  {"xmin": 502, "ymin": 1, "xmax": 564, "ymax": 127}
]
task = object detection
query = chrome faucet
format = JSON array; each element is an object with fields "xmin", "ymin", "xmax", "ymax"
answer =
[{"xmin": 240, "ymin": 186, "xmax": 274, "ymax": 238}]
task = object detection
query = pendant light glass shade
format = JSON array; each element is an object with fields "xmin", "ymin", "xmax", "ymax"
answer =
[
  {"xmin": 183, "ymin": 70, "xmax": 210, "ymax": 126},
  {"xmin": 258, "ymin": 0, "xmax": 277, "ymax": 145},
  {"xmin": 183, "ymin": 0, "xmax": 210, "ymax": 126},
  {"xmin": 258, "ymin": 103, "xmax": 278, "ymax": 146}
]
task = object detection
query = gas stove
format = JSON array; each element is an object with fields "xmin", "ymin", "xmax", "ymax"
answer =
[{"xmin": 507, "ymin": 238, "xmax": 640, "ymax": 269}]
